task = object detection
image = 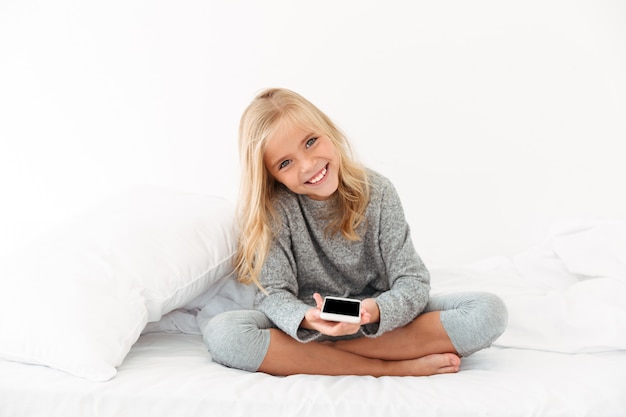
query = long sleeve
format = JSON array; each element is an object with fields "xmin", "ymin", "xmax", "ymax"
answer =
[
  {"xmin": 255, "ymin": 212, "xmax": 320, "ymax": 342},
  {"xmin": 362, "ymin": 178, "xmax": 430, "ymax": 337}
]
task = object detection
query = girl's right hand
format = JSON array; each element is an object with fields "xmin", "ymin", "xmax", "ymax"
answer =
[{"xmin": 301, "ymin": 293, "xmax": 371, "ymax": 337}]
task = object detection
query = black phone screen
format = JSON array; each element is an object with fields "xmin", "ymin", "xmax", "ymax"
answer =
[{"xmin": 323, "ymin": 298, "xmax": 360, "ymax": 316}]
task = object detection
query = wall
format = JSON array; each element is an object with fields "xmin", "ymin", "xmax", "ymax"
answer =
[{"xmin": 1, "ymin": 0, "xmax": 625, "ymax": 266}]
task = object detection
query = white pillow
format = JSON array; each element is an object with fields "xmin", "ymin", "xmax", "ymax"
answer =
[{"xmin": 0, "ymin": 186, "xmax": 237, "ymax": 381}]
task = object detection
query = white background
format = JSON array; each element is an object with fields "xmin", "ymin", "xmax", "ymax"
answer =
[{"xmin": 1, "ymin": 0, "xmax": 625, "ymax": 266}]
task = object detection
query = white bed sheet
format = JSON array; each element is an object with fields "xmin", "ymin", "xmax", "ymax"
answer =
[
  {"xmin": 2, "ymin": 217, "xmax": 626, "ymax": 416},
  {"xmin": 1, "ymin": 331, "xmax": 625, "ymax": 417}
]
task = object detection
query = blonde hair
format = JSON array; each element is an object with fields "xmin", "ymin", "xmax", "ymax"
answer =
[{"xmin": 235, "ymin": 88, "xmax": 370, "ymax": 289}]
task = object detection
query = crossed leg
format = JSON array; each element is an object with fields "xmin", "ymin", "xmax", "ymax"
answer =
[
  {"xmin": 329, "ymin": 311, "xmax": 456, "ymax": 360},
  {"xmin": 204, "ymin": 292, "xmax": 507, "ymax": 377},
  {"xmin": 257, "ymin": 311, "xmax": 460, "ymax": 377}
]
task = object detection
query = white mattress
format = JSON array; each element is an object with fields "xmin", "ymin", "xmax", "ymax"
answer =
[{"xmin": 1, "ymin": 331, "xmax": 625, "ymax": 417}]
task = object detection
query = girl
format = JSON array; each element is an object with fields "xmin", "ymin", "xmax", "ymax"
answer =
[{"xmin": 202, "ymin": 88, "xmax": 508, "ymax": 377}]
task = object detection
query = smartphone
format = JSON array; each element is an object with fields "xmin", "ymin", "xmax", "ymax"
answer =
[{"xmin": 319, "ymin": 296, "xmax": 361, "ymax": 324}]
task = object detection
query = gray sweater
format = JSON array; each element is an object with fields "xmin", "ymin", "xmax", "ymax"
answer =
[{"xmin": 256, "ymin": 169, "xmax": 430, "ymax": 342}]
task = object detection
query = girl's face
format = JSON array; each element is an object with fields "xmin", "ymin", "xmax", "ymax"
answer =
[{"xmin": 263, "ymin": 122, "xmax": 340, "ymax": 200}]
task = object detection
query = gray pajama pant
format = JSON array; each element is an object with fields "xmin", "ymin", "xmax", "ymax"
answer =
[{"xmin": 201, "ymin": 291, "xmax": 508, "ymax": 372}]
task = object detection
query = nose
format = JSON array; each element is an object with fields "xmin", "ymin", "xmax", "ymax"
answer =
[{"xmin": 299, "ymin": 154, "xmax": 317, "ymax": 174}]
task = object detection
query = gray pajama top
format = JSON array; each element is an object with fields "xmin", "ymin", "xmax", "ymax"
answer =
[{"xmin": 255, "ymin": 169, "xmax": 430, "ymax": 342}]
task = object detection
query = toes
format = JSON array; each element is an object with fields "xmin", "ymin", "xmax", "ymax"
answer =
[{"xmin": 438, "ymin": 354, "xmax": 461, "ymax": 374}]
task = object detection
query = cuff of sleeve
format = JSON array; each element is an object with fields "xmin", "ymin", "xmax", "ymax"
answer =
[
  {"xmin": 361, "ymin": 322, "xmax": 380, "ymax": 336},
  {"xmin": 361, "ymin": 297, "xmax": 392, "ymax": 337},
  {"xmin": 292, "ymin": 304, "xmax": 321, "ymax": 342}
]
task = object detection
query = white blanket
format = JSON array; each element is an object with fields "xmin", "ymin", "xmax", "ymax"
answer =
[{"xmin": 433, "ymin": 217, "xmax": 626, "ymax": 353}]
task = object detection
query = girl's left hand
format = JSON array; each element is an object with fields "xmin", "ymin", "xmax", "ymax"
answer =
[{"xmin": 301, "ymin": 293, "xmax": 372, "ymax": 337}]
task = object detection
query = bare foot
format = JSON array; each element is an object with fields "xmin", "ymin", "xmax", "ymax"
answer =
[
  {"xmin": 317, "ymin": 342, "xmax": 461, "ymax": 376},
  {"xmin": 402, "ymin": 353, "xmax": 461, "ymax": 376}
]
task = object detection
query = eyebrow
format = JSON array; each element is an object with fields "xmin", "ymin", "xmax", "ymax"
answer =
[{"xmin": 268, "ymin": 132, "xmax": 314, "ymax": 169}]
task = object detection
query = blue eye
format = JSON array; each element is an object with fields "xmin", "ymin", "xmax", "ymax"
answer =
[
  {"xmin": 305, "ymin": 137, "xmax": 317, "ymax": 148},
  {"xmin": 279, "ymin": 160, "xmax": 291, "ymax": 170}
]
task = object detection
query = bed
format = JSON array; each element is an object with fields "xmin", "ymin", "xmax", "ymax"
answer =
[{"xmin": 1, "ymin": 187, "xmax": 625, "ymax": 417}]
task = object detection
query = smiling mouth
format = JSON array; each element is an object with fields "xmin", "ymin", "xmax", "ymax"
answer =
[{"xmin": 306, "ymin": 165, "xmax": 328, "ymax": 184}]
